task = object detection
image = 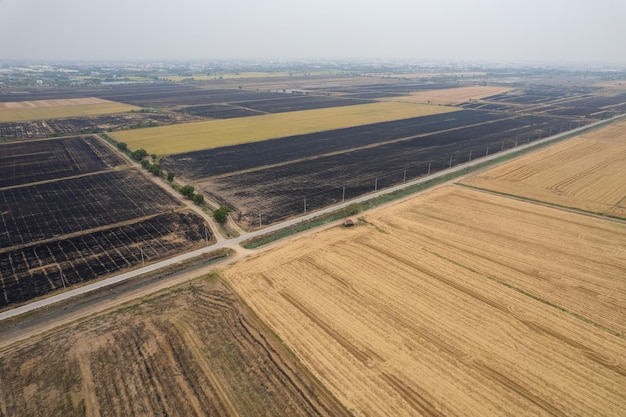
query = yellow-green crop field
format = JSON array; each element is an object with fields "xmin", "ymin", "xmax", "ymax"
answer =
[
  {"xmin": 113, "ymin": 102, "xmax": 457, "ymax": 155},
  {"xmin": 0, "ymin": 98, "xmax": 139, "ymax": 122}
]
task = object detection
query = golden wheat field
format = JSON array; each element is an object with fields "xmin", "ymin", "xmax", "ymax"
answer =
[
  {"xmin": 113, "ymin": 101, "xmax": 457, "ymax": 155},
  {"xmin": 461, "ymin": 121, "xmax": 626, "ymax": 218},
  {"xmin": 224, "ymin": 185, "xmax": 626, "ymax": 417},
  {"xmin": 0, "ymin": 98, "xmax": 138, "ymax": 122},
  {"xmin": 385, "ymin": 86, "xmax": 512, "ymax": 105}
]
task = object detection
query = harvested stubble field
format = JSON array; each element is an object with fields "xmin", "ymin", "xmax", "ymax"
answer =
[
  {"xmin": 224, "ymin": 186, "xmax": 626, "ymax": 417},
  {"xmin": 385, "ymin": 85, "xmax": 513, "ymax": 105},
  {"xmin": 461, "ymin": 120, "xmax": 626, "ymax": 218},
  {"xmin": 0, "ymin": 98, "xmax": 138, "ymax": 122},
  {"xmin": 113, "ymin": 101, "xmax": 457, "ymax": 155},
  {"xmin": 0, "ymin": 276, "xmax": 351, "ymax": 417}
]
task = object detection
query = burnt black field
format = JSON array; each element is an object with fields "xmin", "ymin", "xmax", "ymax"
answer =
[
  {"xmin": 0, "ymin": 135, "xmax": 209, "ymax": 309},
  {"xmin": 0, "ymin": 136, "xmax": 125, "ymax": 187},
  {"xmin": 1, "ymin": 76, "xmax": 625, "ymax": 307},
  {"xmin": 0, "ymin": 211, "xmax": 205, "ymax": 308},
  {"xmin": 162, "ymin": 110, "xmax": 504, "ymax": 179},
  {"xmin": 0, "ymin": 170, "xmax": 181, "ymax": 247},
  {"xmin": 196, "ymin": 112, "xmax": 575, "ymax": 226}
]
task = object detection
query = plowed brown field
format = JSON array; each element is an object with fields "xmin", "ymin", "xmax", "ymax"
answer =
[
  {"xmin": 224, "ymin": 186, "xmax": 626, "ymax": 417},
  {"xmin": 0, "ymin": 276, "xmax": 351, "ymax": 417},
  {"xmin": 461, "ymin": 121, "xmax": 626, "ymax": 218}
]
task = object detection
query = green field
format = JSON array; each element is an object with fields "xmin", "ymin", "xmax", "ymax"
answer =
[
  {"xmin": 113, "ymin": 101, "xmax": 458, "ymax": 155},
  {"xmin": 0, "ymin": 99, "xmax": 139, "ymax": 122}
]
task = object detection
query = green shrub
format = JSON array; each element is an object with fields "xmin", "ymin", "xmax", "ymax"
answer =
[
  {"xmin": 213, "ymin": 206, "xmax": 231, "ymax": 223},
  {"xmin": 192, "ymin": 193, "xmax": 204, "ymax": 205},
  {"xmin": 180, "ymin": 185, "xmax": 195, "ymax": 198}
]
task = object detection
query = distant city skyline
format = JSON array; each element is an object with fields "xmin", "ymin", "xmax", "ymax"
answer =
[{"xmin": 1, "ymin": 0, "xmax": 625, "ymax": 66}]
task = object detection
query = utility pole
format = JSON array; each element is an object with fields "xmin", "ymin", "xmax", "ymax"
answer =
[
  {"xmin": 514, "ymin": 137, "xmax": 518, "ymax": 147},
  {"xmin": 501, "ymin": 141, "xmax": 505, "ymax": 151},
  {"xmin": 205, "ymin": 227, "xmax": 209, "ymax": 246},
  {"xmin": 468, "ymin": 149, "xmax": 472, "ymax": 161},
  {"xmin": 259, "ymin": 213, "xmax": 262, "ymax": 228},
  {"xmin": 342, "ymin": 187, "xmax": 345, "ymax": 202},
  {"xmin": 60, "ymin": 268, "xmax": 66, "ymax": 289},
  {"xmin": 403, "ymin": 167, "xmax": 407, "ymax": 183},
  {"xmin": 449, "ymin": 154, "xmax": 453, "ymax": 168},
  {"xmin": 374, "ymin": 177, "xmax": 378, "ymax": 192},
  {"xmin": 486, "ymin": 145, "xmax": 489, "ymax": 156},
  {"xmin": 304, "ymin": 197, "xmax": 307, "ymax": 214},
  {"xmin": 428, "ymin": 162, "xmax": 431, "ymax": 175},
  {"xmin": 140, "ymin": 246, "xmax": 144, "ymax": 267}
]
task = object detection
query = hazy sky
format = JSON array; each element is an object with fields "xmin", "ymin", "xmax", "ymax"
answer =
[{"xmin": 1, "ymin": 0, "xmax": 624, "ymax": 64}]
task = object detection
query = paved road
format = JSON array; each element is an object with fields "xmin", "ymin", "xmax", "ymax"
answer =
[{"xmin": 0, "ymin": 115, "xmax": 621, "ymax": 322}]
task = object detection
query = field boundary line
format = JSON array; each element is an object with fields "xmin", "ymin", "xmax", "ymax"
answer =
[
  {"xmin": 0, "ymin": 164, "xmax": 133, "ymax": 192},
  {"xmin": 455, "ymin": 183, "xmax": 626, "ymax": 224},
  {"xmin": 0, "ymin": 208, "xmax": 205, "ymax": 256}
]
